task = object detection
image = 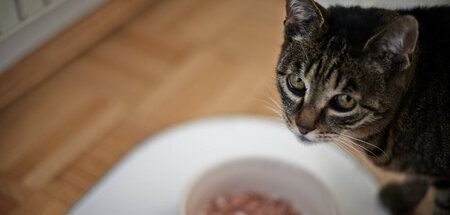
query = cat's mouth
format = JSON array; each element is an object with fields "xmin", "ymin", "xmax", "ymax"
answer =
[
  {"xmin": 295, "ymin": 134, "xmax": 334, "ymax": 144},
  {"xmin": 289, "ymin": 127, "xmax": 320, "ymax": 144},
  {"xmin": 286, "ymin": 123, "xmax": 318, "ymax": 144},
  {"xmin": 288, "ymin": 125, "xmax": 334, "ymax": 144}
]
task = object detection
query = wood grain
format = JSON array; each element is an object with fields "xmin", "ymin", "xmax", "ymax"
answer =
[
  {"xmin": 0, "ymin": 0, "xmax": 432, "ymax": 214},
  {"xmin": 0, "ymin": 0, "xmax": 158, "ymax": 111}
]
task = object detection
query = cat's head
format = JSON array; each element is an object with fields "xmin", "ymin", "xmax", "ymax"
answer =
[{"xmin": 277, "ymin": 0, "xmax": 419, "ymax": 143}]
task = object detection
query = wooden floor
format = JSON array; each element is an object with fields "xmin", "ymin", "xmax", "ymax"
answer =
[{"xmin": 0, "ymin": 0, "xmax": 433, "ymax": 214}]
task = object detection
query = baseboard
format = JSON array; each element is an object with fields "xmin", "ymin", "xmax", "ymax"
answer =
[{"xmin": 0, "ymin": 0, "xmax": 109, "ymax": 73}]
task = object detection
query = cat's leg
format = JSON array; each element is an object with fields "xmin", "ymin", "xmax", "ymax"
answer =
[
  {"xmin": 433, "ymin": 179, "xmax": 450, "ymax": 215},
  {"xmin": 379, "ymin": 175, "xmax": 430, "ymax": 214}
]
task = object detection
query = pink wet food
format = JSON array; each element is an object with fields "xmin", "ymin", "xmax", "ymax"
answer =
[{"xmin": 206, "ymin": 191, "xmax": 301, "ymax": 215}]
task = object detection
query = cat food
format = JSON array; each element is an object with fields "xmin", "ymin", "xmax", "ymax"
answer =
[{"xmin": 206, "ymin": 191, "xmax": 301, "ymax": 215}]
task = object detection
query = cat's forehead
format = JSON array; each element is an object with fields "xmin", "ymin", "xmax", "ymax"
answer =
[
  {"xmin": 279, "ymin": 36, "xmax": 378, "ymax": 88},
  {"xmin": 286, "ymin": 36, "xmax": 349, "ymax": 62}
]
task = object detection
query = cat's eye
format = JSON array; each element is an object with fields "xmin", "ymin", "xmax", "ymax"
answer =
[
  {"xmin": 330, "ymin": 94, "xmax": 356, "ymax": 112},
  {"xmin": 287, "ymin": 74, "xmax": 306, "ymax": 96}
]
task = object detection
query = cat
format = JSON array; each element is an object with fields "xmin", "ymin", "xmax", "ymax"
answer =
[{"xmin": 276, "ymin": 0, "xmax": 450, "ymax": 214}]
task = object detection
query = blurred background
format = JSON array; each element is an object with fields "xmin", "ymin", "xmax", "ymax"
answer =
[
  {"xmin": 0, "ymin": 0, "xmax": 445, "ymax": 214},
  {"xmin": 0, "ymin": 0, "xmax": 284, "ymax": 214}
]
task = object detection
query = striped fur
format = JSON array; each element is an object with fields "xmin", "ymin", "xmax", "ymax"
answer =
[{"xmin": 277, "ymin": 1, "xmax": 450, "ymax": 214}]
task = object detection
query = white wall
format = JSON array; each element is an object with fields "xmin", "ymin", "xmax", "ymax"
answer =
[{"xmin": 0, "ymin": 0, "xmax": 108, "ymax": 74}]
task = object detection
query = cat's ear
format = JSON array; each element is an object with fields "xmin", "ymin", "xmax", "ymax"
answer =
[
  {"xmin": 364, "ymin": 15, "xmax": 419, "ymax": 66},
  {"xmin": 284, "ymin": 0, "xmax": 327, "ymax": 40}
]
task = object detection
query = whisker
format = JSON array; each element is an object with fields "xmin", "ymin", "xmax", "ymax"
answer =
[
  {"xmin": 339, "ymin": 133, "xmax": 386, "ymax": 156},
  {"xmin": 268, "ymin": 96, "xmax": 282, "ymax": 110},
  {"xmin": 335, "ymin": 140, "xmax": 367, "ymax": 160},
  {"xmin": 266, "ymin": 90, "xmax": 280, "ymax": 101},
  {"xmin": 336, "ymin": 138, "xmax": 367, "ymax": 158},
  {"xmin": 264, "ymin": 105, "xmax": 282, "ymax": 115},
  {"xmin": 257, "ymin": 97, "xmax": 281, "ymax": 112},
  {"xmin": 263, "ymin": 105, "xmax": 283, "ymax": 120},
  {"xmin": 334, "ymin": 141, "xmax": 353, "ymax": 156},
  {"xmin": 258, "ymin": 95, "xmax": 285, "ymax": 121},
  {"xmin": 264, "ymin": 115, "xmax": 283, "ymax": 122},
  {"xmin": 337, "ymin": 137, "xmax": 377, "ymax": 157}
]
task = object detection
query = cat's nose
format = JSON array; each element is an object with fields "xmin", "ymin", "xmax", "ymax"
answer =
[{"xmin": 296, "ymin": 122, "xmax": 314, "ymax": 135}]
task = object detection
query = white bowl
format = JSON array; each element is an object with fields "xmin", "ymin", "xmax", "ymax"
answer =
[{"xmin": 180, "ymin": 157, "xmax": 339, "ymax": 215}]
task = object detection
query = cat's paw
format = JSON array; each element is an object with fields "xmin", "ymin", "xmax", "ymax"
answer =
[
  {"xmin": 379, "ymin": 181, "xmax": 428, "ymax": 214},
  {"xmin": 379, "ymin": 183, "xmax": 414, "ymax": 213}
]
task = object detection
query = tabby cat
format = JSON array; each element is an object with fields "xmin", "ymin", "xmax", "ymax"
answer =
[{"xmin": 276, "ymin": 0, "xmax": 450, "ymax": 214}]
